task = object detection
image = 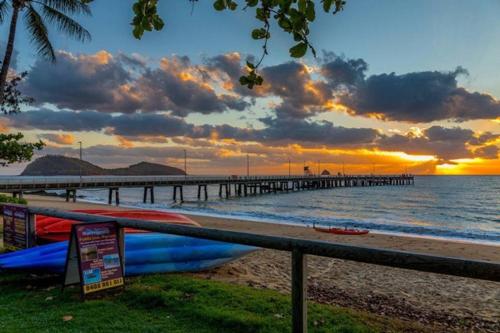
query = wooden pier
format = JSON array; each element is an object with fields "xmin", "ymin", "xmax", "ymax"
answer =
[{"xmin": 0, "ymin": 174, "xmax": 414, "ymax": 205}]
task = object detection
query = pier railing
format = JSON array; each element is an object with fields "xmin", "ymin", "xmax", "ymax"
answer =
[
  {"xmin": 17, "ymin": 206, "xmax": 500, "ymax": 333},
  {"xmin": 0, "ymin": 174, "xmax": 415, "ymax": 204},
  {"xmin": 0, "ymin": 174, "xmax": 414, "ymax": 190}
]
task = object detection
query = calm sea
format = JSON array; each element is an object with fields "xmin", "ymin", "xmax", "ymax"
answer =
[{"xmin": 76, "ymin": 176, "xmax": 500, "ymax": 243}]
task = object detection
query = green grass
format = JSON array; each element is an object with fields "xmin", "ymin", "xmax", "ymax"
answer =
[{"xmin": 0, "ymin": 272, "xmax": 427, "ymax": 333}]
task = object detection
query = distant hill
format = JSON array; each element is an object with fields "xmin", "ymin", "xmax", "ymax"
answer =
[
  {"xmin": 109, "ymin": 161, "xmax": 186, "ymax": 176},
  {"xmin": 21, "ymin": 155, "xmax": 186, "ymax": 176}
]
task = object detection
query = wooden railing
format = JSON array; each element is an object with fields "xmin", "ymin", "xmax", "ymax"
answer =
[{"xmin": 21, "ymin": 206, "xmax": 500, "ymax": 333}]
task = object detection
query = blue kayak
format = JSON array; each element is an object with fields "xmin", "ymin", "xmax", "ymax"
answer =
[{"xmin": 0, "ymin": 233, "xmax": 256, "ymax": 276}]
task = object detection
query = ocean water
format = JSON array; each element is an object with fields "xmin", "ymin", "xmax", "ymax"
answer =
[{"xmin": 76, "ymin": 176, "xmax": 500, "ymax": 243}]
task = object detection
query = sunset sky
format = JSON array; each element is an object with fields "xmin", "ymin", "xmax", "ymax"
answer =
[{"xmin": 1, "ymin": 0, "xmax": 499, "ymax": 175}]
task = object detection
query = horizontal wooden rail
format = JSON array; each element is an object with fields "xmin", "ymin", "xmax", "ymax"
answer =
[
  {"xmin": 21, "ymin": 206, "xmax": 500, "ymax": 333},
  {"xmin": 27, "ymin": 207, "xmax": 500, "ymax": 282}
]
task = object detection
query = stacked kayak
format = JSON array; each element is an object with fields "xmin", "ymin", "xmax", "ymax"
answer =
[
  {"xmin": 36, "ymin": 209, "xmax": 200, "ymax": 243},
  {"xmin": 0, "ymin": 233, "xmax": 256, "ymax": 275},
  {"xmin": 1, "ymin": 209, "xmax": 256, "ymax": 275},
  {"xmin": 314, "ymin": 226, "xmax": 369, "ymax": 235}
]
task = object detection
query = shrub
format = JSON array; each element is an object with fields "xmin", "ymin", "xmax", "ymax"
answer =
[{"xmin": 0, "ymin": 194, "xmax": 27, "ymax": 205}]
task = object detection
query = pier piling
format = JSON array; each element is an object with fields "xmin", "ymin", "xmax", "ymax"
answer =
[
  {"xmin": 173, "ymin": 185, "xmax": 184, "ymax": 202},
  {"xmin": 143, "ymin": 186, "xmax": 154, "ymax": 204},
  {"xmin": 108, "ymin": 188, "xmax": 119, "ymax": 205},
  {"xmin": 65, "ymin": 189, "xmax": 76, "ymax": 202},
  {"xmin": 197, "ymin": 184, "xmax": 208, "ymax": 200}
]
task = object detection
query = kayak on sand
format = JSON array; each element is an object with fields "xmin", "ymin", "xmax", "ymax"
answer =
[
  {"xmin": 313, "ymin": 225, "xmax": 369, "ymax": 235},
  {"xmin": 36, "ymin": 209, "xmax": 200, "ymax": 243},
  {"xmin": 0, "ymin": 209, "xmax": 256, "ymax": 276},
  {"xmin": 0, "ymin": 233, "xmax": 257, "ymax": 275}
]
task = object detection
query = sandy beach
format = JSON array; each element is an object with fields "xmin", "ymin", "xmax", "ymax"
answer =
[{"xmin": 14, "ymin": 195, "xmax": 500, "ymax": 331}]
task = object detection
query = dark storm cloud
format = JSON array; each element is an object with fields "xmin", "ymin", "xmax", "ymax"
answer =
[
  {"xmin": 116, "ymin": 53, "xmax": 147, "ymax": 69},
  {"xmin": 104, "ymin": 112, "xmax": 196, "ymax": 137},
  {"xmin": 9, "ymin": 109, "xmax": 497, "ymax": 161},
  {"xmin": 22, "ymin": 51, "xmax": 141, "ymax": 113},
  {"xmin": 7, "ymin": 109, "xmax": 112, "ymax": 131},
  {"xmin": 20, "ymin": 49, "xmax": 500, "ymax": 122},
  {"xmin": 22, "ymin": 51, "xmax": 250, "ymax": 116},
  {"xmin": 134, "ymin": 57, "xmax": 251, "ymax": 116},
  {"xmin": 469, "ymin": 132, "xmax": 499, "ymax": 145},
  {"xmin": 260, "ymin": 62, "xmax": 332, "ymax": 119},
  {"xmin": 424, "ymin": 125, "xmax": 474, "ymax": 142},
  {"xmin": 207, "ymin": 52, "xmax": 500, "ymax": 123},
  {"xmin": 205, "ymin": 57, "xmax": 334, "ymax": 118},
  {"xmin": 6, "ymin": 109, "xmax": 199, "ymax": 137},
  {"xmin": 328, "ymin": 60, "xmax": 500, "ymax": 122},
  {"xmin": 474, "ymin": 145, "xmax": 499, "ymax": 159},
  {"xmin": 257, "ymin": 117, "xmax": 379, "ymax": 146},
  {"xmin": 320, "ymin": 52, "xmax": 367, "ymax": 88},
  {"xmin": 203, "ymin": 53, "xmax": 261, "ymax": 97},
  {"xmin": 6, "ymin": 109, "xmax": 379, "ymax": 147},
  {"xmin": 204, "ymin": 53, "xmax": 243, "ymax": 81}
]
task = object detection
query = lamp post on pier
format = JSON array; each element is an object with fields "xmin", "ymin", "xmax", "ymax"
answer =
[
  {"xmin": 246, "ymin": 153, "xmax": 250, "ymax": 177},
  {"xmin": 183, "ymin": 149, "xmax": 187, "ymax": 178},
  {"xmin": 77, "ymin": 141, "xmax": 82, "ymax": 183}
]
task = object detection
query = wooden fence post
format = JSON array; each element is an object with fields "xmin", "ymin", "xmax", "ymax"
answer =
[{"xmin": 292, "ymin": 249, "xmax": 307, "ymax": 333}]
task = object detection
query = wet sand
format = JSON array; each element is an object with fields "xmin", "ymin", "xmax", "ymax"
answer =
[{"xmin": 20, "ymin": 195, "xmax": 500, "ymax": 331}]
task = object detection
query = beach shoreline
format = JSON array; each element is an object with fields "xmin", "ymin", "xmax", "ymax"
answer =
[
  {"xmin": 9, "ymin": 194, "xmax": 500, "ymax": 331},
  {"xmin": 78, "ymin": 197, "xmax": 500, "ymax": 247},
  {"xmin": 24, "ymin": 194, "xmax": 499, "ymax": 261}
]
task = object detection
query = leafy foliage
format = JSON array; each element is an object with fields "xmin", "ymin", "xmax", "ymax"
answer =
[
  {"xmin": 84, "ymin": 0, "xmax": 346, "ymax": 89},
  {"xmin": 211, "ymin": 1, "xmax": 346, "ymax": 88},
  {"xmin": 82, "ymin": 0, "xmax": 165, "ymax": 39},
  {"xmin": 0, "ymin": 133, "xmax": 44, "ymax": 167},
  {"xmin": 22, "ymin": 0, "xmax": 91, "ymax": 62},
  {"xmin": 0, "ymin": 0, "xmax": 91, "ymax": 103},
  {"xmin": 0, "ymin": 193, "xmax": 27, "ymax": 204},
  {"xmin": 1, "ymin": 71, "xmax": 34, "ymax": 114},
  {"xmin": 233, "ymin": 0, "xmax": 346, "ymax": 89},
  {"xmin": 0, "ymin": 0, "xmax": 91, "ymax": 62},
  {"xmin": 0, "ymin": 64, "xmax": 43, "ymax": 167},
  {"xmin": 131, "ymin": 0, "xmax": 165, "ymax": 39}
]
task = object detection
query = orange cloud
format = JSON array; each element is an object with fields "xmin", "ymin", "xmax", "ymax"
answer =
[
  {"xmin": 116, "ymin": 136, "xmax": 134, "ymax": 148},
  {"xmin": 39, "ymin": 133, "xmax": 75, "ymax": 145}
]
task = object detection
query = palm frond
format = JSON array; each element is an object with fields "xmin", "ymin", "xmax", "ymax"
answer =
[
  {"xmin": 41, "ymin": 0, "xmax": 91, "ymax": 16},
  {"xmin": 42, "ymin": 5, "xmax": 91, "ymax": 42},
  {"xmin": 0, "ymin": 0, "xmax": 9, "ymax": 24},
  {"xmin": 24, "ymin": 5, "xmax": 56, "ymax": 61}
]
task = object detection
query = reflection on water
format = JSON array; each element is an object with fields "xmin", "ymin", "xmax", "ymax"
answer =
[{"xmin": 77, "ymin": 176, "xmax": 500, "ymax": 243}]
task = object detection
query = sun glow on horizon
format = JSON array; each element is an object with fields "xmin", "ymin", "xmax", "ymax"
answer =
[{"xmin": 372, "ymin": 150, "xmax": 436, "ymax": 162}]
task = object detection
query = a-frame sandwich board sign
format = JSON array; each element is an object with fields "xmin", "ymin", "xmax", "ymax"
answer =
[{"xmin": 63, "ymin": 221, "xmax": 124, "ymax": 299}]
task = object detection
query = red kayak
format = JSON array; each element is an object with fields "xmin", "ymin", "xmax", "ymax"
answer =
[
  {"xmin": 36, "ymin": 209, "xmax": 199, "ymax": 243},
  {"xmin": 314, "ymin": 226, "xmax": 369, "ymax": 235}
]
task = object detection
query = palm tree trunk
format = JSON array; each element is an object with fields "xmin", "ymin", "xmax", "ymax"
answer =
[{"xmin": 0, "ymin": 3, "xmax": 21, "ymax": 104}]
